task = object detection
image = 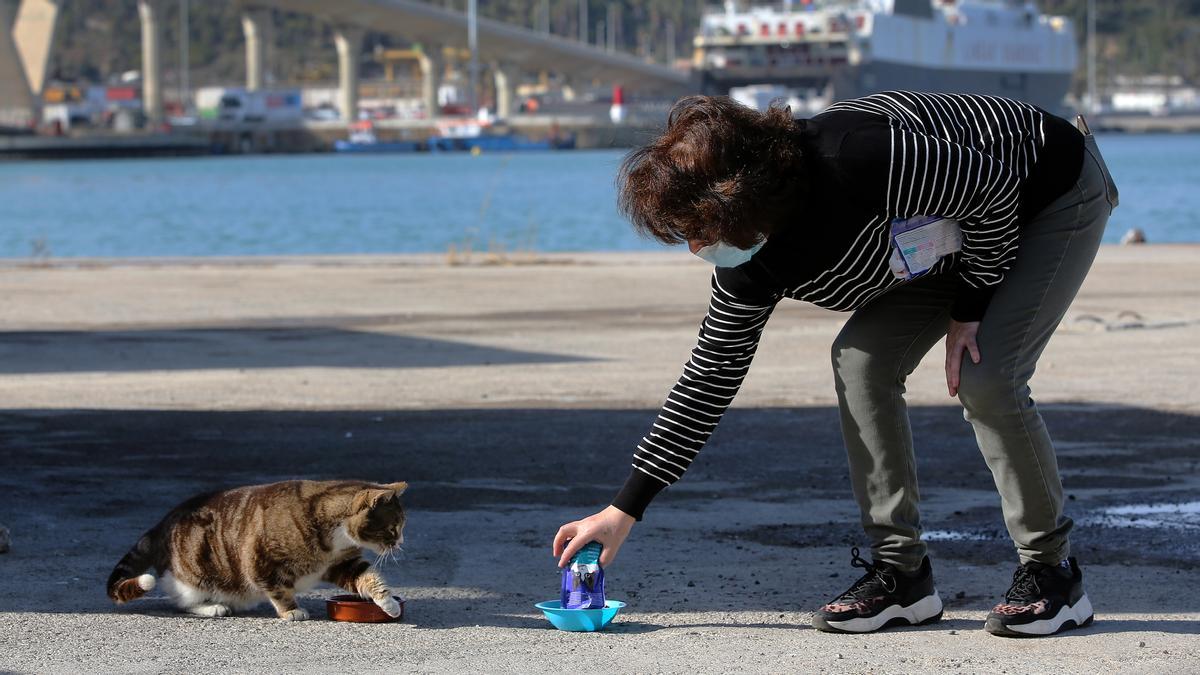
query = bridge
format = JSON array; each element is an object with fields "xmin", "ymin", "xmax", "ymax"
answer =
[{"xmin": 1, "ymin": 0, "xmax": 692, "ymax": 127}]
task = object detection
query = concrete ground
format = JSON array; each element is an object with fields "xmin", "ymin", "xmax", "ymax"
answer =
[{"xmin": 0, "ymin": 247, "xmax": 1197, "ymax": 673}]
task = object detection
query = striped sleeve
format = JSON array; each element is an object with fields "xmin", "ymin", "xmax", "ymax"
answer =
[
  {"xmin": 882, "ymin": 123, "xmax": 1022, "ymax": 321},
  {"xmin": 611, "ymin": 270, "xmax": 778, "ymax": 519}
]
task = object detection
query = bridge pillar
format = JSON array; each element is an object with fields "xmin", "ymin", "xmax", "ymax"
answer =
[
  {"xmin": 492, "ymin": 64, "xmax": 515, "ymax": 119},
  {"xmin": 137, "ymin": 0, "xmax": 164, "ymax": 126},
  {"xmin": 416, "ymin": 49, "xmax": 442, "ymax": 120},
  {"xmin": 0, "ymin": 0, "xmax": 36, "ymax": 126},
  {"xmin": 12, "ymin": 0, "xmax": 60, "ymax": 98},
  {"xmin": 241, "ymin": 7, "xmax": 270, "ymax": 92},
  {"xmin": 334, "ymin": 25, "xmax": 363, "ymax": 122}
]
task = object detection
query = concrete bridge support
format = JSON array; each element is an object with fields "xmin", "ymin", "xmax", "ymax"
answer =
[
  {"xmin": 492, "ymin": 63, "xmax": 515, "ymax": 119},
  {"xmin": 334, "ymin": 25, "xmax": 362, "ymax": 122},
  {"xmin": 12, "ymin": 0, "xmax": 58, "ymax": 97},
  {"xmin": 0, "ymin": 0, "xmax": 35, "ymax": 126},
  {"xmin": 137, "ymin": 0, "xmax": 163, "ymax": 125},
  {"xmin": 417, "ymin": 49, "xmax": 442, "ymax": 120},
  {"xmin": 241, "ymin": 7, "xmax": 270, "ymax": 91}
]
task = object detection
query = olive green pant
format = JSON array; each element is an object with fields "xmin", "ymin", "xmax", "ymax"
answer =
[{"xmin": 831, "ymin": 133, "xmax": 1119, "ymax": 570}]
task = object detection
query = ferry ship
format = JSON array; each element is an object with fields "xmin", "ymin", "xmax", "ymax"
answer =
[{"xmin": 694, "ymin": 0, "xmax": 1078, "ymax": 112}]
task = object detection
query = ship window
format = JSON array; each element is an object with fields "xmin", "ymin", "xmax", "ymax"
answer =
[
  {"xmin": 795, "ymin": 22, "xmax": 805, "ymax": 35},
  {"xmin": 778, "ymin": 23, "xmax": 787, "ymax": 35},
  {"xmin": 760, "ymin": 24, "xmax": 770, "ymax": 36},
  {"xmin": 1001, "ymin": 73, "xmax": 1027, "ymax": 90},
  {"xmin": 894, "ymin": 0, "xmax": 934, "ymax": 19},
  {"xmin": 737, "ymin": 23, "xmax": 747, "ymax": 35}
]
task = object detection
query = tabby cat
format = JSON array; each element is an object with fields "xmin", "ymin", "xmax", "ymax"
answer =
[{"xmin": 107, "ymin": 480, "xmax": 407, "ymax": 620}]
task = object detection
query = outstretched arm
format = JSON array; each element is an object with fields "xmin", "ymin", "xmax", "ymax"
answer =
[
  {"xmin": 554, "ymin": 268, "xmax": 779, "ymax": 567},
  {"xmin": 611, "ymin": 269, "xmax": 780, "ymax": 520}
]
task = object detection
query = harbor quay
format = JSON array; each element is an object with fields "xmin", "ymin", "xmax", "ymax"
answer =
[
  {"xmin": 0, "ymin": 247, "xmax": 1197, "ymax": 672},
  {"xmin": 0, "ymin": 115, "xmax": 659, "ymax": 159},
  {"xmin": 7, "ymin": 111, "xmax": 1200, "ymax": 160}
]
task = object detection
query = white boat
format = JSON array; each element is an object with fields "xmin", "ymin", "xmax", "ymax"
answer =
[{"xmin": 694, "ymin": 0, "xmax": 1078, "ymax": 112}]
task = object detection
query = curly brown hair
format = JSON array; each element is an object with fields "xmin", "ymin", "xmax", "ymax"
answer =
[{"xmin": 617, "ymin": 95, "xmax": 807, "ymax": 249}]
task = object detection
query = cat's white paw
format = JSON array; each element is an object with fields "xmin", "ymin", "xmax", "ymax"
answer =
[
  {"xmin": 281, "ymin": 608, "xmax": 310, "ymax": 622},
  {"xmin": 191, "ymin": 603, "xmax": 231, "ymax": 618},
  {"xmin": 375, "ymin": 595, "xmax": 402, "ymax": 618}
]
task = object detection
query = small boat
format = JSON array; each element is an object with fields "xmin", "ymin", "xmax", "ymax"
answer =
[
  {"xmin": 426, "ymin": 133, "xmax": 572, "ymax": 152},
  {"xmin": 426, "ymin": 118, "xmax": 575, "ymax": 153},
  {"xmin": 334, "ymin": 120, "xmax": 421, "ymax": 153}
]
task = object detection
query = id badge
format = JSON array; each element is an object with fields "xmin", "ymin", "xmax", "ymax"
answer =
[{"xmin": 888, "ymin": 216, "xmax": 962, "ymax": 280}]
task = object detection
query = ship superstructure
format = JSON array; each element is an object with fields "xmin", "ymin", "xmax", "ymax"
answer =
[{"xmin": 694, "ymin": 0, "xmax": 1078, "ymax": 112}]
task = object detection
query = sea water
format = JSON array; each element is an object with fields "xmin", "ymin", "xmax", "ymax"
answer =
[{"xmin": 2, "ymin": 135, "xmax": 1197, "ymax": 259}]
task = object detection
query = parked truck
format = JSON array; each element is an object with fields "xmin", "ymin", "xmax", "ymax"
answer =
[{"xmin": 195, "ymin": 87, "xmax": 302, "ymax": 124}]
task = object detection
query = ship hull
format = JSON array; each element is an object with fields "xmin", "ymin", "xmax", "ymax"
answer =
[
  {"xmin": 836, "ymin": 60, "xmax": 1074, "ymax": 114},
  {"xmin": 698, "ymin": 61, "xmax": 1073, "ymax": 115}
]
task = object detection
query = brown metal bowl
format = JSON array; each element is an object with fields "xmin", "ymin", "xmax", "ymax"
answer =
[{"xmin": 326, "ymin": 595, "xmax": 405, "ymax": 623}]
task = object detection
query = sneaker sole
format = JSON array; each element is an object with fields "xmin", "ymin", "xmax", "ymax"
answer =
[
  {"xmin": 985, "ymin": 593, "xmax": 1094, "ymax": 638},
  {"xmin": 813, "ymin": 592, "xmax": 944, "ymax": 634}
]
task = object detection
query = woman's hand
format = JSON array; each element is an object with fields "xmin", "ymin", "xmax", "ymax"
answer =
[
  {"xmin": 553, "ymin": 506, "xmax": 636, "ymax": 568},
  {"xmin": 945, "ymin": 320, "xmax": 981, "ymax": 397}
]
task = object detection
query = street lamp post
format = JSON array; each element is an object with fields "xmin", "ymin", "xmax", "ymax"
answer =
[
  {"xmin": 468, "ymin": 0, "xmax": 479, "ymax": 114},
  {"xmin": 578, "ymin": 0, "xmax": 587, "ymax": 42},
  {"xmin": 179, "ymin": 0, "xmax": 189, "ymax": 113},
  {"xmin": 1087, "ymin": 0, "xmax": 1098, "ymax": 114}
]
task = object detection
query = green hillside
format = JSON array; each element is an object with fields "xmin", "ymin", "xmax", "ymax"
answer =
[
  {"xmin": 45, "ymin": 1, "xmax": 1200, "ymax": 92},
  {"xmin": 1041, "ymin": 0, "xmax": 1200, "ymax": 87}
]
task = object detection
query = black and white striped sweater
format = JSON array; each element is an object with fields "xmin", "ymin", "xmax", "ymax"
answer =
[{"xmin": 612, "ymin": 91, "xmax": 1085, "ymax": 519}]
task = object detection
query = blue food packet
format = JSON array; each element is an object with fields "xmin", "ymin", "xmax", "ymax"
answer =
[{"xmin": 561, "ymin": 542, "xmax": 605, "ymax": 609}]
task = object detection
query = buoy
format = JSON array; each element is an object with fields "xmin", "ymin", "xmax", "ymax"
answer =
[
  {"xmin": 1120, "ymin": 228, "xmax": 1146, "ymax": 245},
  {"xmin": 610, "ymin": 85, "xmax": 626, "ymax": 124}
]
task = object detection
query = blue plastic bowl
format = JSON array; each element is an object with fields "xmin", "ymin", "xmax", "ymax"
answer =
[{"xmin": 535, "ymin": 600, "xmax": 626, "ymax": 632}]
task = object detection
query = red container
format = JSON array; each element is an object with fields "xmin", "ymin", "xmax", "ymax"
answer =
[
  {"xmin": 107, "ymin": 87, "xmax": 137, "ymax": 101},
  {"xmin": 325, "ymin": 595, "xmax": 405, "ymax": 623}
]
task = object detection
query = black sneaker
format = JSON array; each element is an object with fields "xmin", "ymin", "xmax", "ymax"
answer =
[
  {"xmin": 812, "ymin": 547, "xmax": 943, "ymax": 633},
  {"xmin": 985, "ymin": 557, "xmax": 1093, "ymax": 637}
]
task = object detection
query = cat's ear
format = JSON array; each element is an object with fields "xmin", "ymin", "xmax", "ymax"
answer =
[
  {"xmin": 352, "ymin": 488, "xmax": 394, "ymax": 513},
  {"xmin": 386, "ymin": 481, "xmax": 408, "ymax": 496}
]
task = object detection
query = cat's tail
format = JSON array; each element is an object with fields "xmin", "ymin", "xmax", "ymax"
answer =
[{"xmin": 107, "ymin": 530, "xmax": 159, "ymax": 604}]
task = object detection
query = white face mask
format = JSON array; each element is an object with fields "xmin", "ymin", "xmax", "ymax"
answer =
[{"xmin": 694, "ymin": 239, "xmax": 765, "ymax": 268}]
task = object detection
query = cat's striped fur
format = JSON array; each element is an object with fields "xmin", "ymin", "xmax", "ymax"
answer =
[{"xmin": 107, "ymin": 480, "xmax": 407, "ymax": 620}]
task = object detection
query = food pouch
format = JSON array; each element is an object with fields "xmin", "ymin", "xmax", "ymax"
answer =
[{"xmin": 561, "ymin": 542, "xmax": 605, "ymax": 609}]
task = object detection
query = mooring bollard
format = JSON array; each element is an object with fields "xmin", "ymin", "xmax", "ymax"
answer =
[{"xmin": 1121, "ymin": 228, "xmax": 1147, "ymax": 245}]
